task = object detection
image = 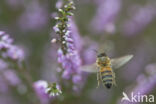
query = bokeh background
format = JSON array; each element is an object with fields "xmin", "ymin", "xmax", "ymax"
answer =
[{"xmin": 0, "ymin": 0, "xmax": 156, "ymax": 104}]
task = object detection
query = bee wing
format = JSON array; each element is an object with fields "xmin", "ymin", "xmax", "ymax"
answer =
[
  {"xmin": 80, "ymin": 63, "xmax": 97, "ymax": 73},
  {"xmin": 80, "ymin": 54, "xmax": 133, "ymax": 72},
  {"xmin": 111, "ymin": 54, "xmax": 133, "ymax": 69}
]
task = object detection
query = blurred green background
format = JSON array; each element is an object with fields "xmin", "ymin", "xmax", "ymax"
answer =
[{"xmin": 0, "ymin": 0, "xmax": 156, "ymax": 104}]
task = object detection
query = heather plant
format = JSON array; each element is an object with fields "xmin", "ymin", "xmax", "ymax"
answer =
[
  {"xmin": 0, "ymin": 31, "xmax": 62, "ymax": 104},
  {"xmin": 0, "ymin": 0, "xmax": 156, "ymax": 104},
  {"xmin": 53, "ymin": 0, "xmax": 84, "ymax": 87}
]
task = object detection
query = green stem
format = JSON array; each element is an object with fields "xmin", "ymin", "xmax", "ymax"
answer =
[{"xmin": 15, "ymin": 61, "xmax": 41, "ymax": 104}]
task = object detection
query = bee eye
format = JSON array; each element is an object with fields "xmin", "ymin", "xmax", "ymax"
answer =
[
  {"xmin": 97, "ymin": 55, "xmax": 102, "ymax": 57},
  {"xmin": 97, "ymin": 53, "xmax": 107, "ymax": 57}
]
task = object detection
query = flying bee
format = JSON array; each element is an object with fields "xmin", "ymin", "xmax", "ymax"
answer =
[{"xmin": 81, "ymin": 52, "xmax": 133, "ymax": 89}]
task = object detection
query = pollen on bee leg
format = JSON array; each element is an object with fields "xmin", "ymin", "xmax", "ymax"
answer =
[
  {"xmin": 112, "ymin": 72, "xmax": 116, "ymax": 86},
  {"xmin": 113, "ymin": 80, "xmax": 117, "ymax": 86},
  {"xmin": 96, "ymin": 82, "xmax": 100, "ymax": 88}
]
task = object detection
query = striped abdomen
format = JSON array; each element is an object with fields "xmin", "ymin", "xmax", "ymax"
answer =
[{"xmin": 100, "ymin": 66, "xmax": 114, "ymax": 89}]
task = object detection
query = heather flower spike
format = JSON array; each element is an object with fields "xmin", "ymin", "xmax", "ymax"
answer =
[
  {"xmin": 118, "ymin": 63, "xmax": 156, "ymax": 104},
  {"xmin": 0, "ymin": 31, "xmax": 24, "ymax": 62},
  {"xmin": 52, "ymin": 0, "xmax": 76, "ymax": 55},
  {"xmin": 0, "ymin": 31, "xmax": 40, "ymax": 103},
  {"xmin": 53, "ymin": 0, "xmax": 86, "ymax": 92},
  {"xmin": 91, "ymin": 0, "xmax": 121, "ymax": 33},
  {"xmin": 122, "ymin": 3, "xmax": 156, "ymax": 36}
]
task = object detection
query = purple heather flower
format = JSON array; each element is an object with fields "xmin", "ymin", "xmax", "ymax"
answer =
[
  {"xmin": 121, "ymin": 42, "xmax": 154, "ymax": 82},
  {"xmin": 6, "ymin": 46, "xmax": 24, "ymax": 61},
  {"xmin": 81, "ymin": 42, "xmax": 97, "ymax": 65},
  {"xmin": 53, "ymin": 25, "xmax": 60, "ymax": 33},
  {"xmin": 0, "ymin": 59, "xmax": 21, "ymax": 89},
  {"xmin": 145, "ymin": 63, "xmax": 156, "ymax": 75},
  {"xmin": 3, "ymin": 70, "xmax": 21, "ymax": 86},
  {"xmin": 0, "ymin": 59, "xmax": 8, "ymax": 71},
  {"xmin": 53, "ymin": 0, "xmax": 88, "ymax": 92},
  {"xmin": 122, "ymin": 3, "xmax": 156, "ymax": 36},
  {"xmin": 56, "ymin": 18, "xmax": 83, "ymax": 81},
  {"xmin": 72, "ymin": 73, "xmax": 87, "ymax": 93},
  {"xmin": 72, "ymin": 74, "xmax": 83, "ymax": 84},
  {"xmin": 56, "ymin": 0, "xmax": 63, "ymax": 9},
  {"xmin": 18, "ymin": 1, "xmax": 48, "ymax": 31},
  {"xmin": 91, "ymin": 0, "xmax": 121, "ymax": 34},
  {"xmin": 33, "ymin": 80, "xmax": 62, "ymax": 104},
  {"xmin": 33, "ymin": 80, "xmax": 50, "ymax": 104},
  {"xmin": 55, "ymin": 18, "xmax": 90, "ymax": 92},
  {"xmin": 68, "ymin": 19, "xmax": 83, "ymax": 51},
  {"xmin": 133, "ymin": 74, "xmax": 156, "ymax": 98},
  {"xmin": 57, "ymin": 48, "xmax": 82, "ymax": 80},
  {"xmin": 119, "ymin": 63, "xmax": 156, "ymax": 104},
  {"xmin": 0, "ymin": 31, "xmax": 25, "ymax": 62},
  {"xmin": 0, "ymin": 75, "xmax": 9, "ymax": 93}
]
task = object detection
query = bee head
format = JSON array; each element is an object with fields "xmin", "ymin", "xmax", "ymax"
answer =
[
  {"xmin": 97, "ymin": 52, "xmax": 107, "ymax": 58},
  {"xmin": 97, "ymin": 53, "xmax": 109, "ymax": 64}
]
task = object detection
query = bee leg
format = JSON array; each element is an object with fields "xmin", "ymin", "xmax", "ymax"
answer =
[
  {"xmin": 112, "ymin": 72, "xmax": 117, "ymax": 86},
  {"xmin": 96, "ymin": 72, "xmax": 100, "ymax": 88},
  {"xmin": 113, "ymin": 79, "xmax": 117, "ymax": 86}
]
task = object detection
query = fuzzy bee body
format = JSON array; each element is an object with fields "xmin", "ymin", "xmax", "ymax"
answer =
[
  {"xmin": 96, "ymin": 53, "xmax": 116, "ymax": 89},
  {"xmin": 80, "ymin": 52, "xmax": 133, "ymax": 89},
  {"xmin": 100, "ymin": 67, "xmax": 114, "ymax": 89}
]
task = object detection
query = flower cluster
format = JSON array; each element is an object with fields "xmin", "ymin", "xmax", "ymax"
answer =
[
  {"xmin": 53, "ymin": 0, "xmax": 81, "ymax": 83},
  {"xmin": 0, "ymin": 59, "xmax": 21, "ymax": 93},
  {"xmin": 118, "ymin": 63, "xmax": 156, "ymax": 104},
  {"xmin": 56, "ymin": 19, "xmax": 82, "ymax": 81},
  {"xmin": 18, "ymin": 0, "xmax": 48, "ymax": 31},
  {"xmin": 53, "ymin": 0, "xmax": 75, "ymax": 54},
  {"xmin": 122, "ymin": 2, "xmax": 156, "ymax": 36},
  {"xmin": 0, "ymin": 31, "xmax": 24, "ymax": 93},
  {"xmin": 133, "ymin": 63, "xmax": 156, "ymax": 96},
  {"xmin": 52, "ymin": 0, "xmax": 90, "ymax": 93},
  {"xmin": 33, "ymin": 80, "xmax": 62, "ymax": 103},
  {"xmin": 91, "ymin": 0, "xmax": 121, "ymax": 34},
  {"xmin": 0, "ymin": 31, "xmax": 24, "ymax": 62}
]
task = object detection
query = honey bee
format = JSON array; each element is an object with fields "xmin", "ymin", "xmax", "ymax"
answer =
[{"xmin": 81, "ymin": 52, "xmax": 133, "ymax": 89}]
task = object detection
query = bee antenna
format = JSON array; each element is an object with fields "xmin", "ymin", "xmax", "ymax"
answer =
[
  {"xmin": 103, "ymin": 52, "xmax": 107, "ymax": 56},
  {"xmin": 91, "ymin": 49, "xmax": 98, "ymax": 54}
]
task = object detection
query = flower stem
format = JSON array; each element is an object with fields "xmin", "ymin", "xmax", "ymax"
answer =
[{"xmin": 16, "ymin": 61, "xmax": 41, "ymax": 104}]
